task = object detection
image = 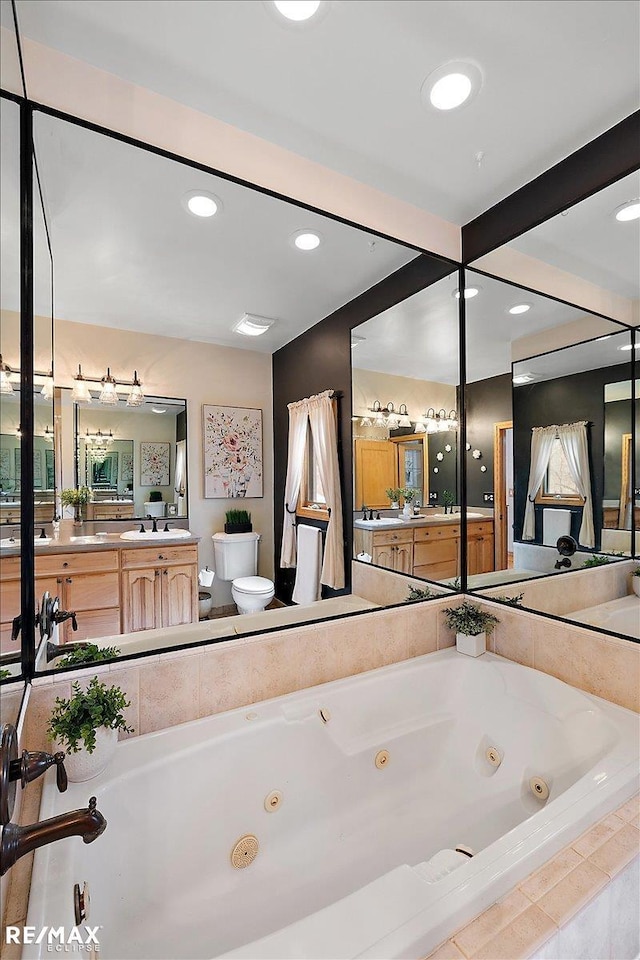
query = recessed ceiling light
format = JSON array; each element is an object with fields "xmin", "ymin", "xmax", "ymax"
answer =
[
  {"xmin": 273, "ymin": 0, "xmax": 321, "ymax": 20},
  {"xmin": 614, "ymin": 199, "xmax": 640, "ymax": 222},
  {"xmin": 291, "ymin": 229, "xmax": 322, "ymax": 251},
  {"xmin": 596, "ymin": 335, "xmax": 612, "ymax": 342},
  {"xmin": 422, "ymin": 61, "xmax": 482, "ymax": 112},
  {"xmin": 513, "ymin": 373, "xmax": 534, "ymax": 385},
  {"xmin": 619, "ymin": 343, "xmax": 639, "ymax": 351},
  {"xmin": 233, "ymin": 313, "xmax": 275, "ymax": 337},
  {"xmin": 508, "ymin": 303, "xmax": 532, "ymax": 315},
  {"xmin": 452, "ymin": 286, "xmax": 479, "ymax": 299},
  {"xmin": 182, "ymin": 190, "xmax": 222, "ymax": 218},
  {"xmin": 152, "ymin": 407, "xmax": 167, "ymax": 415}
]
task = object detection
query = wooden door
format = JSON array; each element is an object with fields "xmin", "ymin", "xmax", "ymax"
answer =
[
  {"xmin": 161, "ymin": 564, "xmax": 197, "ymax": 628},
  {"xmin": 354, "ymin": 440, "xmax": 397, "ymax": 510},
  {"xmin": 493, "ymin": 421, "xmax": 513, "ymax": 571},
  {"xmin": 122, "ymin": 568, "xmax": 160, "ymax": 633}
]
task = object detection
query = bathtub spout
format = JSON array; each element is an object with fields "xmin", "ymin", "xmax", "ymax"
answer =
[{"xmin": 0, "ymin": 797, "xmax": 106, "ymax": 875}]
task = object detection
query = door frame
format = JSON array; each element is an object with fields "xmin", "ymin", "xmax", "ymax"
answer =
[{"xmin": 493, "ymin": 420, "xmax": 513, "ymax": 571}]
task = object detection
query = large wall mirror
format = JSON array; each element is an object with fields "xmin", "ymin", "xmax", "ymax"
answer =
[{"xmin": 351, "ymin": 271, "xmax": 462, "ymax": 593}]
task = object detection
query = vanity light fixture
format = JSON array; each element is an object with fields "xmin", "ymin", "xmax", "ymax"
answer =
[
  {"xmin": 452, "ymin": 286, "xmax": 479, "ymax": 299},
  {"xmin": 232, "ymin": 313, "xmax": 275, "ymax": 337},
  {"xmin": 71, "ymin": 365, "xmax": 92, "ymax": 404},
  {"xmin": 273, "ymin": 0, "xmax": 322, "ymax": 20},
  {"xmin": 614, "ymin": 199, "xmax": 640, "ymax": 222},
  {"xmin": 619, "ymin": 343, "xmax": 640, "ymax": 351},
  {"xmin": 508, "ymin": 303, "xmax": 532, "ymax": 315},
  {"xmin": 291, "ymin": 229, "xmax": 322, "ymax": 251},
  {"xmin": 98, "ymin": 369, "xmax": 119, "ymax": 405},
  {"xmin": 422, "ymin": 60, "xmax": 483, "ymax": 112},
  {"xmin": 0, "ymin": 355, "xmax": 14, "ymax": 395},
  {"xmin": 126, "ymin": 371, "xmax": 145, "ymax": 407},
  {"xmin": 85, "ymin": 429, "xmax": 114, "ymax": 447},
  {"xmin": 40, "ymin": 370, "xmax": 54, "ymax": 402},
  {"xmin": 365, "ymin": 400, "xmax": 411, "ymax": 429},
  {"xmin": 422, "ymin": 408, "xmax": 458, "ymax": 432},
  {"xmin": 182, "ymin": 190, "xmax": 222, "ymax": 218}
]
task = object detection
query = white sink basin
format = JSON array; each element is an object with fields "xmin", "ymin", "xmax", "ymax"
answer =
[
  {"xmin": 354, "ymin": 518, "xmax": 402, "ymax": 529},
  {"xmin": 429, "ymin": 512, "xmax": 486, "ymax": 521},
  {"xmin": 0, "ymin": 536, "xmax": 52, "ymax": 549},
  {"xmin": 93, "ymin": 499, "xmax": 134, "ymax": 505},
  {"xmin": 70, "ymin": 535, "xmax": 110, "ymax": 544},
  {"xmin": 120, "ymin": 529, "xmax": 192, "ymax": 541}
]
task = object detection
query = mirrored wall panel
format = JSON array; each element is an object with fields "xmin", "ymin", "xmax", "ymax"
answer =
[
  {"xmin": 351, "ymin": 271, "xmax": 461, "ymax": 595},
  {"xmin": 27, "ymin": 108, "xmax": 418, "ymax": 673}
]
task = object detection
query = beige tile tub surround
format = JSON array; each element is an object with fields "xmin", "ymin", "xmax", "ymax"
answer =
[
  {"xmin": 480, "ymin": 559, "xmax": 637, "ymax": 619},
  {"xmin": 426, "ymin": 795, "xmax": 640, "ymax": 960},
  {"xmin": 352, "ymin": 560, "xmax": 454, "ymax": 607}
]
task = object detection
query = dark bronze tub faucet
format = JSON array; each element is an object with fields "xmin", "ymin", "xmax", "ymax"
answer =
[{"xmin": 0, "ymin": 723, "xmax": 107, "ymax": 876}]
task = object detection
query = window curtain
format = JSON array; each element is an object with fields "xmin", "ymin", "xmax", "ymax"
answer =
[
  {"xmin": 557, "ymin": 421, "xmax": 594, "ymax": 547},
  {"xmin": 279, "ymin": 399, "xmax": 311, "ymax": 569},
  {"xmin": 174, "ymin": 440, "xmax": 187, "ymax": 516},
  {"xmin": 308, "ymin": 392, "xmax": 344, "ymax": 589},
  {"xmin": 522, "ymin": 425, "xmax": 557, "ymax": 540}
]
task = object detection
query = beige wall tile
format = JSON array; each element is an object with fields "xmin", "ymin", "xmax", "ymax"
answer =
[
  {"xmin": 536, "ymin": 859, "xmax": 608, "ymax": 927},
  {"xmin": 615, "ymin": 794, "xmax": 640, "ymax": 823},
  {"xmin": 24, "ymin": 680, "xmax": 71, "ymax": 752},
  {"xmin": 473, "ymin": 903, "xmax": 556, "ymax": 960},
  {"xmin": 492, "ymin": 607, "xmax": 535, "ymax": 668},
  {"xmin": 198, "ymin": 640, "xmax": 257, "ymax": 717},
  {"xmin": 138, "ymin": 654, "xmax": 200, "ymax": 734},
  {"xmin": 453, "ymin": 889, "xmax": 531, "ymax": 957},
  {"xmin": 520, "ymin": 847, "xmax": 583, "ymax": 901},
  {"xmin": 107, "ymin": 664, "xmax": 140, "ymax": 742},
  {"xmin": 403, "ymin": 601, "xmax": 440, "ymax": 659},
  {"xmin": 571, "ymin": 813, "xmax": 626, "ymax": 859},
  {"xmin": 425, "ymin": 941, "xmax": 466, "ymax": 959},
  {"xmin": 588, "ymin": 824, "xmax": 640, "ymax": 878},
  {"xmin": 437, "ymin": 606, "xmax": 456, "ymax": 649}
]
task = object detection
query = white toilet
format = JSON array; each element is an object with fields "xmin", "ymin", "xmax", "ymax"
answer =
[{"xmin": 212, "ymin": 532, "xmax": 275, "ymax": 615}]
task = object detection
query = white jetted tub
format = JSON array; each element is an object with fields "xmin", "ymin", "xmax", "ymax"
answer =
[
  {"xmin": 25, "ymin": 650, "xmax": 639, "ymax": 960},
  {"xmin": 569, "ymin": 594, "xmax": 640, "ymax": 639}
]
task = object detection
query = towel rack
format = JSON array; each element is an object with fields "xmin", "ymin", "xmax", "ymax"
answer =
[{"xmin": 285, "ymin": 503, "xmax": 331, "ymax": 524}]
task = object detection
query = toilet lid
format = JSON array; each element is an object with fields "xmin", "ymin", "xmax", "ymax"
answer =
[{"xmin": 233, "ymin": 576, "xmax": 274, "ymax": 595}]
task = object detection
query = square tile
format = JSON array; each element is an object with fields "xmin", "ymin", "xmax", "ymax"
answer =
[
  {"xmin": 138, "ymin": 654, "xmax": 199, "ymax": 734},
  {"xmin": 571, "ymin": 813, "xmax": 626, "ymax": 859},
  {"xmin": 474, "ymin": 903, "xmax": 557, "ymax": 960},
  {"xmin": 537, "ymin": 859, "xmax": 608, "ymax": 927}
]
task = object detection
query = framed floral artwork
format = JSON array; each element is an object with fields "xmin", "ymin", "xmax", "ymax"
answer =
[
  {"xmin": 140, "ymin": 441, "xmax": 170, "ymax": 486},
  {"xmin": 203, "ymin": 405, "xmax": 263, "ymax": 499}
]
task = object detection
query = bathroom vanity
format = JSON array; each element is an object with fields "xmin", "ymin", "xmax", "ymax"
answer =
[
  {"xmin": 354, "ymin": 515, "xmax": 494, "ymax": 580},
  {"xmin": 0, "ymin": 534, "xmax": 199, "ymax": 653}
]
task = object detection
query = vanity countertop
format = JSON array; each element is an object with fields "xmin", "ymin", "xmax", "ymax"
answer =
[
  {"xmin": 0, "ymin": 530, "xmax": 200, "ymax": 559},
  {"xmin": 354, "ymin": 512, "xmax": 493, "ymax": 530}
]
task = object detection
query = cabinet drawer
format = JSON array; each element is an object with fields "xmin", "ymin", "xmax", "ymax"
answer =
[
  {"xmin": 414, "ymin": 524, "xmax": 459, "ymax": 542},
  {"xmin": 413, "ymin": 560, "xmax": 458, "ymax": 580},
  {"xmin": 121, "ymin": 545, "xmax": 198, "ymax": 569},
  {"xmin": 414, "ymin": 539, "xmax": 458, "ymax": 566},
  {"xmin": 371, "ymin": 529, "xmax": 413, "ymax": 546},
  {"xmin": 0, "ymin": 557, "xmax": 21, "ymax": 580},
  {"xmin": 35, "ymin": 551, "xmax": 119, "ymax": 576},
  {"xmin": 0, "ymin": 578, "xmax": 20, "ymax": 624},
  {"xmin": 91, "ymin": 505, "xmax": 135, "ymax": 520},
  {"xmin": 64, "ymin": 571, "xmax": 120, "ymax": 611},
  {"xmin": 72, "ymin": 608, "xmax": 121, "ymax": 643},
  {"xmin": 467, "ymin": 521, "xmax": 493, "ymax": 538}
]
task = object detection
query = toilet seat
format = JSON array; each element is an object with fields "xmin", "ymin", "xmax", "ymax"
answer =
[{"xmin": 232, "ymin": 576, "xmax": 274, "ymax": 595}]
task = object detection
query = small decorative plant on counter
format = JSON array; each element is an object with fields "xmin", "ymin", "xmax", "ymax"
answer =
[
  {"xmin": 405, "ymin": 584, "xmax": 434, "ymax": 602},
  {"xmin": 441, "ymin": 489, "xmax": 455, "ymax": 515},
  {"xmin": 54, "ymin": 643, "xmax": 121, "ymax": 669},
  {"xmin": 60, "ymin": 486, "xmax": 90, "ymax": 523},
  {"xmin": 0, "ymin": 668, "xmax": 11, "ymax": 681},
  {"xmin": 442, "ymin": 600, "xmax": 500, "ymax": 658},
  {"xmin": 399, "ymin": 488, "xmax": 418, "ymax": 517},
  {"xmin": 385, "ymin": 488, "xmax": 402, "ymax": 509},
  {"xmin": 632, "ymin": 567, "xmax": 640, "ymax": 598},
  {"xmin": 48, "ymin": 676, "xmax": 133, "ymax": 782},
  {"xmin": 224, "ymin": 509, "xmax": 252, "ymax": 534},
  {"xmin": 148, "ymin": 490, "xmax": 163, "ymax": 503},
  {"xmin": 581, "ymin": 555, "xmax": 611, "ymax": 568},
  {"xmin": 492, "ymin": 592, "xmax": 525, "ymax": 607}
]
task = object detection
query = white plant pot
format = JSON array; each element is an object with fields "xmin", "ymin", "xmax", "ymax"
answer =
[
  {"xmin": 389, "ymin": 502, "xmax": 399, "ymax": 511},
  {"xmin": 402, "ymin": 503, "xmax": 413, "ymax": 518},
  {"xmin": 59, "ymin": 727, "xmax": 118, "ymax": 782},
  {"xmin": 632, "ymin": 577, "xmax": 640, "ymax": 598},
  {"xmin": 456, "ymin": 631, "xmax": 486, "ymax": 658}
]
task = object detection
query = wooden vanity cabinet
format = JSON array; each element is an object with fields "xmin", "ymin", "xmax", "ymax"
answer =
[
  {"xmin": 87, "ymin": 503, "xmax": 135, "ymax": 521},
  {"xmin": 413, "ymin": 524, "xmax": 460, "ymax": 580},
  {"xmin": 35, "ymin": 551, "xmax": 121, "ymax": 644},
  {"xmin": 371, "ymin": 529, "xmax": 414, "ymax": 574},
  {"xmin": 121, "ymin": 545, "xmax": 198, "ymax": 633},
  {"xmin": 466, "ymin": 522, "xmax": 495, "ymax": 576}
]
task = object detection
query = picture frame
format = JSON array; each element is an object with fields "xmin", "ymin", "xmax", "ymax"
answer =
[
  {"xmin": 203, "ymin": 404, "xmax": 263, "ymax": 499},
  {"xmin": 140, "ymin": 441, "xmax": 171, "ymax": 486}
]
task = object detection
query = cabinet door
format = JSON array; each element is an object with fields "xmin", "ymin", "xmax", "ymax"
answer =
[
  {"xmin": 354, "ymin": 440, "xmax": 397, "ymax": 510},
  {"xmin": 122, "ymin": 568, "xmax": 160, "ymax": 633},
  {"xmin": 160, "ymin": 565, "xmax": 197, "ymax": 628},
  {"xmin": 395, "ymin": 543, "xmax": 414, "ymax": 574},
  {"xmin": 64, "ymin": 572, "xmax": 120, "ymax": 611},
  {"xmin": 477, "ymin": 535, "xmax": 495, "ymax": 574},
  {"xmin": 372, "ymin": 545, "xmax": 395, "ymax": 570}
]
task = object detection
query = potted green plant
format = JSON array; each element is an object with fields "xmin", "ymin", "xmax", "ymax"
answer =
[
  {"xmin": 441, "ymin": 489, "xmax": 455, "ymax": 515},
  {"xmin": 148, "ymin": 490, "xmax": 163, "ymax": 503},
  {"xmin": 399, "ymin": 487, "xmax": 417, "ymax": 518},
  {"xmin": 54, "ymin": 643, "xmax": 121, "ymax": 669},
  {"xmin": 442, "ymin": 600, "xmax": 500, "ymax": 658},
  {"xmin": 581, "ymin": 555, "xmax": 611, "ymax": 568},
  {"xmin": 60, "ymin": 486, "xmax": 90, "ymax": 523},
  {"xmin": 385, "ymin": 487, "xmax": 401, "ymax": 509},
  {"xmin": 632, "ymin": 567, "xmax": 640, "ymax": 598},
  {"xmin": 47, "ymin": 676, "xmax": 133, "ymax": 782},
  {"xmin": 224, "ymin": 509, "xmax": 252, "ymax": 534}
]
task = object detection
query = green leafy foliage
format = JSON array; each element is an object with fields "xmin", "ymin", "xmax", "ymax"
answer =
[
  {"xmin": 634, "ymin": 566, "xmax": 640, "ymax": 578},
  {"xmin": 225, "ymin": 509, "xmax": 252, "ymax": 524},
  {"xmin": 385, "ymin": 488, "xmax": 401, "ymax": 502},
  {"xmin": 398, "ymin": 487, "xmax": 417, "ymax": 503},
  {"xmin": 48, "ymin": 677, "xmax": 133, "ymax": 754},
  {"xmin": 55, "ymin": 644, "xmax": 121, "ymax": 669},
  {"xmin": 492, "ymin": 592, "xmax": 525, "ymax": 606},
  {"xmin": 443, "ymin": 600, "xmax": 500, "ymax": 637},
  {"xmin": 442, "ymin": 489, "xmax": 455, "ymax": 507},
  {"xmin": 60, "ymin": 487, "xmax": 90, "ymax": 507},
  {"xmin": 0, "ymin": 668, "xmax": 11, "ymax": 681},
  {"xmin": 405, "ymin": 584, "xmax": 434, "ymax": 602},
  {"xmin": 581, "ymin": 555, "xmax": 611, "ymax": 568},
  {"xmin": 148, "ymin": 490, "xmax": 163, "ymax": 502}
]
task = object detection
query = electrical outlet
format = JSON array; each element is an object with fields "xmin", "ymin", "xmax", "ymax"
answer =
[
  {"xmin": 429, "ymin": 490, "xmax": 438, "ymax": 501},
  {"xmin": 483, "ymin": 492, "xmax": 494, "ymax": 503}
]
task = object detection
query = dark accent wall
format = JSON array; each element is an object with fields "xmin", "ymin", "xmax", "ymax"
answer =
[
  {"xmin": 272, "ymin": 253, "xmax": 456, "ymax": 601},
  {"xmin": 462, "ymin": 112, "xmax": 640, "ymax": 263},
  {"xmin": 512, "ymin": 362, "xmax": 634, "ymax": 547},
  {"xmin": 176, "ymin": 410, "xmax": 186, "ymax": 443},
  {"xmin": 604, "ymin": 398, "xmax": 640, "ymax": 499},
  {"xmin": 466, "ymin": 373, "xmax": 513, "ymax": 506}
]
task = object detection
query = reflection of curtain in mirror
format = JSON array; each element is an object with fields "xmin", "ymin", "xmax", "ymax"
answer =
[
  {"xmin": 523, "ymin": 426, "xmax": 556, "ymax": 540},
  {"xmin": 174, "ymin": 440, "xmax": 186, "ymax": 516},
  {"xmin": 557, "ymin": 421, "xmax": 594, "ymax": 547},
  {"xmin": 280, "ymin": 400, "xmax": 310, "ymax": 568},
  {"xmin": 308, "ymin": 392, "xmax": 344, "ymax": 589}
]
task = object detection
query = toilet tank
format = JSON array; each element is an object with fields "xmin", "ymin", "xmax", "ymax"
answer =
[{"xmin": 212, "ymin": 532, "xmax": 260, "ymax": 581}]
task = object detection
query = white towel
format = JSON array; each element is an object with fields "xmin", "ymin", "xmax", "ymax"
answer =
[
  {"xmin": 292, "ymin": 525, "xmax": 323, "ymax": 605},
  {"xmin": 543, "ymin": 508, "xmax": 572, "ymax": 546}
]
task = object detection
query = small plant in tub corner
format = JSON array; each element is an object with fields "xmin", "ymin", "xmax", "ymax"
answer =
[
  {"xmin": 48, "ymin": 676, "xmax": 133, "ymax": 781},
  {"xmin": 442, "ymin": 600, "xmax": 499, "ymax": 658}
]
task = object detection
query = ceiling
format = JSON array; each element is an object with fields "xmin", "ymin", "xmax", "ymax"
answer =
[
  {"xmin": 352, "ymin": 270, "xmax": 626, "ymax": 384},
  {"xmin": 0, "ymin": 110, "xmax": 414, "ymax": 352},
  {"xmin": 513, "ymin": 329, "xmax": 633, "ymax": 383},
  {"xmin": 11, "ymin": 0, "xmax": 640, "ymax": 226}
]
